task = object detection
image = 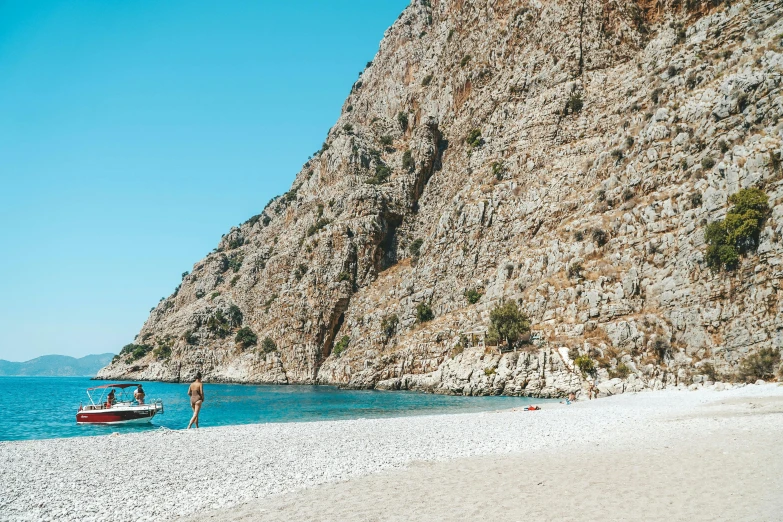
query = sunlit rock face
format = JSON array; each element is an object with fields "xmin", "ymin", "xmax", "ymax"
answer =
[{"xmin": 98, "ymin": 0, "xmax": 783, "ymax": 397}]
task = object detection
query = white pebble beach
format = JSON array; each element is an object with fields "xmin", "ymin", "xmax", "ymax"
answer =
[{"xmin": 2, "ymin": 384, "xmax": 782, "ymax": 522}]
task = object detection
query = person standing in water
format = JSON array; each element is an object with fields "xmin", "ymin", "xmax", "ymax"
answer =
[{"xmin": 187, "ymin": 372, "xmax": 204, "ymax": 429}]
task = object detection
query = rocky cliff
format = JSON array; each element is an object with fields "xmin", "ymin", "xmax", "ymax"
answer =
[{"xmin": 98, "ymin": 0, "xmax": 783, "ymax": 397}]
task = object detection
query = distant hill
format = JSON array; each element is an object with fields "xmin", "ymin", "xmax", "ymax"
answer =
[{"xmin": 0, "ymin": 354, "xmax": 116, "ymax": 377}]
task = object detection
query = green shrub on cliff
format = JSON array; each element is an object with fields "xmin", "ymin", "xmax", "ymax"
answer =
[
  {"xmin": 235, "ymin": 327, "xmax": 257, "ymax": 349},
  {"xmin": 333, "ymin": 335, "xmax": 350, "ymax": 357},
  {"xmin": 574, "ymin": 355, "xmax": 597, "ymax": 377},
  {"xmin": 467, "ymin": 129, "xmax": 482, "ymax": 148},
  {"xmin": 488, "ymin": 301, "xmax": 530, "ymax": 351},
  {"xmin": 207, "ymin": 311, "xmax": 231, "ymax": 338},
  {"xmin": 564, "ymin": 93, "xmax": 583, "ymax": 115},
  {"xmin": 228, "ymin": 253, "xmax": 244, "ymax": 273},
  {"xmin": 366, "ymin": 164, "xmax": 391, "ymax": 185},
  {"xmin": 381, "ymin": 314, "xmax": 399, "ymax": 338},
  {"xmin": 705, "ymin": 188, "xmax": 769, "ymax": 271},
  {"xmin": 261, "ymin": 337, "xmax": 277, "ymax": 354},
  {"xmin": 409, "ymin": 238, "xmax": 424, "ymax": 258},
  {"xmin": 609, "ymin": 362, "xmax": 631, "ymax": 379},
  {"xmin": 397, "ymin": 112, "xmax": 408, "ymax": 131},
  {"xmin": 120, "ymin": 343, "xmax": 153, "ymax": 363},
  {"xmin": 307, "ymin": 218, "xmax": 331, "ymax": 236},
  {"xmin": 416, "ymin": 302, "xmax": 435, "ymax": 323},
  {"xmin": 294, "ymin": 263, "xmax": 308, "ymax": 281},
  {"xmin": 464, "ymin": 288, "xmax": 482, "ymax": 304},
  {"xmin": 737, "ymin": 348, "xmax": 780, "ymax": 382},
  {"xmin": 402, "ymin": 150, "xmax": 415, "ymax": 172},
  {"xmin": 227, "ymin": 305, "xmax": 243, "ymax": 327},
  {"xmin": 153, "ymin": 339, "xmax": 172, "ymax": 361}
]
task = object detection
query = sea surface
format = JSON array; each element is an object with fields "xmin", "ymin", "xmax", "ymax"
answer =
[{"xmin": 0, "ymin": 376, "xmax": 544, "ymax": 441}]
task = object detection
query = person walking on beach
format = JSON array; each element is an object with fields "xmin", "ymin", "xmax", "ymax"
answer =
[
  {"xmin": 134, "ymin": 384, "xmax": 145, "ymax": 405},
  {"xmin": 187, "ymin": 372, "xmax": 204, "ymax": 429}
]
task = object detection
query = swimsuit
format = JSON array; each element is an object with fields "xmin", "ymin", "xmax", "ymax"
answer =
[{"xmin": 189, "ymin": 386, "xmax": 203, "ymax": 407}]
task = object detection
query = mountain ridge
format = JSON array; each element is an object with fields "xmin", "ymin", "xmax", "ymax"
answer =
[
  {"xmin": 98, "ymin": 0, "xmax": 783, "ymax": 396},
  {"xmin": 0, "ymin": 353, "xmax": 116, "ymax": 377}
]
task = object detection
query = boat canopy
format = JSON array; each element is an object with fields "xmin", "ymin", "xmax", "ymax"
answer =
[{"xmin": 87, "ymin": 383, "xmax": 141, "ymax": 391}]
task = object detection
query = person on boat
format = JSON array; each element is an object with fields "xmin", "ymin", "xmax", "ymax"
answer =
[
  {"xmin": 134, "ymin": 385, "xmax": 145, "ymax": 405},
  {"xmin": 187, "ymin": 372, "xmax": 204, "ymax": 429},
  {"xmin": 106, "ymin": 389, "xmax": 116, "ymax": 408}
]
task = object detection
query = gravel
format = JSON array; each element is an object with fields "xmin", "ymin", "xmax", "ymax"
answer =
[{"xmin": 1, "ymin": 384, "xmax": 781, "ymax": 522}]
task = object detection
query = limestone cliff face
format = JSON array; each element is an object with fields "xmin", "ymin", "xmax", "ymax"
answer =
[{"xmin": 98, "ymin": 0, "xmax": 783, "ymax": 397}]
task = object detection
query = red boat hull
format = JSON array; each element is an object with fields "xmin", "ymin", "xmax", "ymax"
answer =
[{"xmin": 76, "ymin": 407, "xmax": 156, "ymax": 425}]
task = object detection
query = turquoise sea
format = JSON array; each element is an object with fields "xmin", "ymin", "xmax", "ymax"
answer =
[{"xmin": 0, "ymin": 376, "xmax": 541, "ymax": 441}]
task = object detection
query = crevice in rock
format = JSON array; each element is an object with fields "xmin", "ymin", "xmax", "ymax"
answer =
[
  {"xmin": 377, "ymin": 215, "xmax": 403, "ymax": 271},
  {"xmin": 410, "ymin": 122, "xmax": 444, "ymax": 212},
  {"xmin": 321, "ymin": 298, "xmax": 350, "ymax": 359}
]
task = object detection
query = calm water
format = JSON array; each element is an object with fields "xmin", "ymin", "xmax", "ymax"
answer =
[{"xmin": 0, "ymin": 377, "xmax": 541, "ymax": 441}]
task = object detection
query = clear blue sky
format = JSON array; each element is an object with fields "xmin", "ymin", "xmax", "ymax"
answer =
[{"xmin": 0, "ymin": 0, "xmax": 409, "ymax": 361}]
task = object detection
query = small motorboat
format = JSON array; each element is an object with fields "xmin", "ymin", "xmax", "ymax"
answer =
[{"xmin": 76, "ymin": 383, "xmax": 163, "ymax": 425}]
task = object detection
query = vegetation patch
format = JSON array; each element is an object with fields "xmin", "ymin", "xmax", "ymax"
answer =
[
  {"xmin": 487, "ymin": 301, "xmax": 530, "ymax": 351},
  {"xmin": 464, "ymin": 288, "xmax": 482, "ymax": 304},
  {"xmin": 402, "ymin": 150, "xmax": 415, "ymax": 172},
  {"xmin": 574, "ymin": 355, "xmax": 597, "ymax": 377},
  {"xmin": 467, "ymin": 129, "xmax": 483, "ymax": 148},
  {"xmin": 153, "ymin": 337, "xmax": 173, "ymax": 361},
  {"xmin": 235, "ymin": 327, "xmax": 258, "ymax": 349},
  {"xmin": 592, "ymin": 228, "xmax": 608, "ymax": 247},
  {"xmin": 228, "ymin": 253, "xmax": 244, "ymax": 273},
  {"xmin": 227, "ymin": 305, "xmax": 243, "ymax": 327},
  {"xmin": 366, "ymin": 164, "xmax": 391, "ymax": 185},
  {"xmin": 397, "ymin": 112, "xmax": 408, "ymax": 131},
  {"xmin": 307, "ymin": 218, "xmax": 332, "ymax": 237},
  {"xmin": 491, "ymin": 161, "xmax": 506, "ymax": 180},
  {"xmin": 609, "ymin": 362, "xmax": 632, "ymax": 379},
  {"xmin": 564, "ymin": 93, "xmax": 583, "ymax": 115},
  {"xmin": 182, "ymin": 330, "xmax": 197, "ymax": 345},
  {"xmin": 567, "ymin": 261, "xmax": 583, "ymax": 279},
  {"xmin": 227, "ymin": 236, "xmax": 244, "ymax": 249},
  {"xmin": 333, "ymin": 335, "xmax": 350, "ymax": 357},
  {"xmin": 705, "ymin": 188, "xmax": 769, "ymax": 271},
  {"xmin": 381, "ymin": 314, "xmax": 399, "ymax": 338},
  {"xmin": 120, "ymin": 343, "xmax": 153, "ymax": 363},
  {"xmin": 416, "ymin": 302, "xmax": 435, "ymax": 323},
  {"xmin": 410, "ymin": 238, "xmax": 424, "ymax": 258},
  {"xmin": 207, "ymin": 310, "xmax": 231, "ymax": 338},
  {"xmin": 737, "ymin": 348, "xmax": 780, "ymax": 382},
  {"xmin": 294, "ymin": 263, "xmax": 308, "ymax": 281},
  {"xmin": 261, "ymin": 337, "xmax": 277, "ymax": 354}
]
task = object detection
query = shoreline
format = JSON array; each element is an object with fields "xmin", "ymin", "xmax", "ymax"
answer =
[{"xmin": 2, "ymin": 384, "xmax": 781, "ymax": 521}]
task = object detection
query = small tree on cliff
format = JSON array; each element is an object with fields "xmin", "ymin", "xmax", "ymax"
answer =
[
  {"xmin": 487, "ymin": 301, "xmax": 530, "ymax": 351},
  {"xmin": 235, "ymin": 327, "xmax": 257, "ymax": 349}
]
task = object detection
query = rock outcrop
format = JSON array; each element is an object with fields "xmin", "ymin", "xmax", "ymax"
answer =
[{"xmin": 98, "ymin": 0, "xmax": 783, "ymax": 397}]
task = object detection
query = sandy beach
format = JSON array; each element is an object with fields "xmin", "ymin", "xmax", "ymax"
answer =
[{"xmin": 2, "ymin": 384, "xmax": 782, "ymax": 522}]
